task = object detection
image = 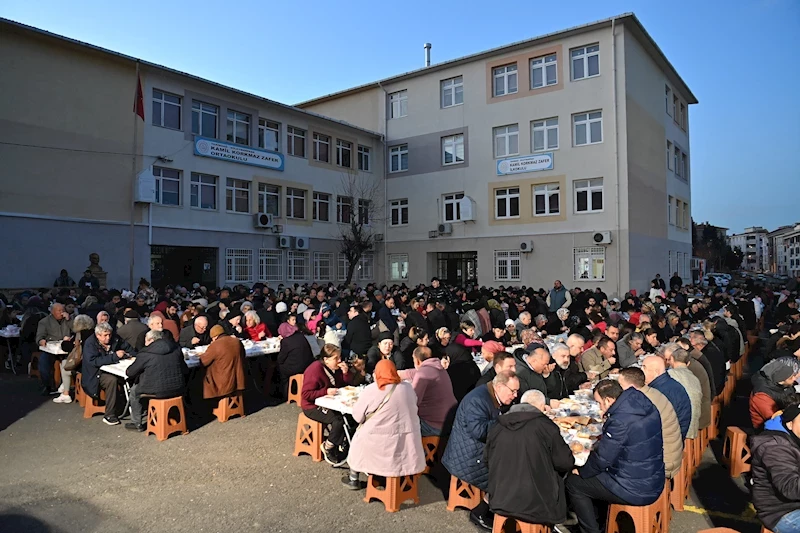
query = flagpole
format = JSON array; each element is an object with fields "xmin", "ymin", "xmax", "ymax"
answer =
[{"xmin": 129, "ymin": 60, "xmax": 140, "ymax": 290}]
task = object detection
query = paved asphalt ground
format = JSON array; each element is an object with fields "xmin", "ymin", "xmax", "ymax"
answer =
[{"xmin": 0, "ymin": 356, "xmax": 764, "ymax": 533}]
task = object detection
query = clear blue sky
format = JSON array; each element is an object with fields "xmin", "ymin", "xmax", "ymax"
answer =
[{"xmin": 3, "ymin": 0, "xmax": 798, "ymax": 234}]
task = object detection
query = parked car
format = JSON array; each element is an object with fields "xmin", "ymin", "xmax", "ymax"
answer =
[{"xmin": 702, "ymin": 273, "xmax": 730, "ymax": 288}]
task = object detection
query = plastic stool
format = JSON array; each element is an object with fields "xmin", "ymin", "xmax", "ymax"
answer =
[
  {"xmin": 723, "ymin": 374, "xmax": 735, "ymax": 405},
  {"xmin": 492, "ymin": 514, "xmax": 551, "ymax": 533},
  {"xmin": 293, "ymin": 412, "xmax": 323, "ymax": 462},
  {"xmin": 363, "ymin": 474, "xmax": 419, "ymax": 512},
  {"xmin": 74, "ymin": 373, "xmax": 85, "ymax": 407},
  {"xmin": 287, "ymin": 374, "xmax": 303, "ymax": 405},
  {"xmin": 30, "ymin": 352, "xmax": 40, "ymax": 379},
  {"xmin": 53, "ymin": 359, "xmax": 62, "ymax": 389},
  {"xmin": 421, "ymin": 436, "xmax": 440, "ymax": 475},
  {"xmin": 83, "ymin": 390, "xmax": 106, "ymax": 419},
  {"xmin": 670, "ymin": 445, "xmax": 692, "ymax": 512},
  {"xmin": 447, "ymin": 476, "xmax": 483, "ymax": 512},
  {"xmin": 710, "ymin": 400, "xmax": 721, "ymax": 440},
  {"xmin": 696, "ymin": 427, "xmax": 708, "ymax": 466},
  {"xmin": 606, "ymin": 481, "xmax": 669, "ymax": 533},
  {"xmin": 212, "ymin": 393, "xmax": 245, "ymax": 422},
  {"xmin": 146, "ymin": 397, "xmax": 189, "ymax": 441},
  {"xmin": 721, "ymin": 426, "xmax": 751, "ymax": 477}
]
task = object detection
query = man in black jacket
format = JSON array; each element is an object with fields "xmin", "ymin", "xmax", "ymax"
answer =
[
  {"xmin": 427, "ymin": 277, "xmax": 451, "ymax": 306},
  {"xmin": 689, "ymin": 331, "xmax": 727, "ymax": 397},
  {"xmin": 124, "ymin": 330, "xmax": 189, "ymax": 431},
  {"xmin": 426, "ymin": 301, "xmax": 447, "ymax": 333},
  {"xmin": 179, "ymin": 316, "xmax": 211, "ymax": 348},
  {"xmin": 117, "ymin": 310, "xmax": 149, "ymax": 351},
  {"xmin": 514, "ymin": 343, "xmax": 556, "ymax": 404},
  {"xmin": 548, "ymin": 343, "xmax": 592, "ymax": 400},
  {"xmin": 342, "ymin": 303, "xmax": 372, "ymax": 357},
  {"xmin": 485, "ymin": 389, "xmax": 574, "ymax": 526}
]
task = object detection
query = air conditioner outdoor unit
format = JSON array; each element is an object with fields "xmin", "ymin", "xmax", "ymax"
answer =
[
  {"xmin": 519, "ymin": 241, "xmax": 534, "ymax": 253},
  {"xmin": 271, "ymin": 224, "xmax": 284, "ymax": 234},
  {"xmin": 278, "ymin": 235, "xmax": 292, "ymax": 248},
  {"xmin": 593, "ymin": 231, "xmax": 612, "ymax": 245},
  {"xmin": 253, "ymin": 212, "xmax": 273, "ymax": 228},
  {"xmin": 428, "ymin": 230, "xmax": 438, "ymax": 239},
  {"xmin": 438, "ymin": 223, "xmax": 453, "ymax": 235},
  {"xmin": 459, "ymin": 196, "xmax": 477, "ymax": 222},
  {"xmin": 294, "ymin": 236, "xmax": 310, "ymax": 250},
  {"xmin": 374, "ymin": 233, "xmax": 384, "ymax": 242}
]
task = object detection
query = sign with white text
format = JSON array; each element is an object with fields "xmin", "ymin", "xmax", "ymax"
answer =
[
  {"xmin": 496, "ymin": 153, "xmax": 554, "ymax": 175},
  {"xmin": 194, "ymin": 137, "xmax": 284, "ymax": 171}
]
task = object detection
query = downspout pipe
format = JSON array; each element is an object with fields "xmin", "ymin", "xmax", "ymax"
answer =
[{"xmin": 612, "ymin": 19, "xmax": 622, "ymax": 298}]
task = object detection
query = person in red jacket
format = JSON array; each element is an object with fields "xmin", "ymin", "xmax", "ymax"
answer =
[
  {"xmin": 750, "ymin": 359, "xmax": 798, "ymax": 429},
  {"xmin": 243, "ymin": 310, "xmax": 271, "ymax": 341}
]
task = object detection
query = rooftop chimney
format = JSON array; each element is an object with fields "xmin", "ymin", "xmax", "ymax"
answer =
[{"xmin": 424, "ymin": 43, "xmax": 431, "ymax": 67}]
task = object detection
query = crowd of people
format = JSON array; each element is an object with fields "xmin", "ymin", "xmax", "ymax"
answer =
[{"xmin": 2, "ymin": 270, "xmax": 800, "ymax": 532}]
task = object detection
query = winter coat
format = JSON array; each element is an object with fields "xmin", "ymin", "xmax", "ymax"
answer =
[
  {"xmin": 81, "ymin": 334, "xmax": 122, "ymax": 398},
  {"xmin": 398, "ymin": 336, "xmax": 418, "ymax": 370},
  {"xmin": 378, "ymin": 305, "xmax": 398, "ymax": 334},
  {"xmin": 402, "ymin": 358, "xmax": 457, "ymax": 432},
  {"xmin": 549, "ymin": 360, "xmax": 588, "ymax": 400},
  {"xmin": 687, "ymin": 359, "xmax": 713, "ymax": 430},
  {"xmin": 547, "ymin": 286, "xmax": 571, "ymax": 312},
  {"xmin": 404, "ymin": 310, "xmax": 429, "ymax": 335},
  {"xmin": 35, "ymin": 314, "xmax": 72, "ymax": 345},
  {"xmin": 701, "ymin": 342, "xmax": 727, "ymax": 397},
  {"xmin": 300, "ymin": 360, "xmax": 349, "ymax": 411},
  {"xmin": 441, "ymin": 383, "xmax": 503, "ymax": 491},
  {"xmin": 640, "ymin": 385, "xmax": 684, "ymax": 478},
  {"xmin": 750, "ymin": 368, "xmax": 795, "ymax": 429},
  {"xmin": 342, "ymin": 313, "xmax": 372, "ymax": 356},
  {"xmin": 444, "ymin": 341, "xmax": 481, "ymax": 403},
  {"xmin": 668, "ymin": 367, "xmax": 702, "ymax": 439},
  {"xmin": 244, "ymin": 322, "xmax": 269, "ymax": 341},
  {"xmin": 578, "ymin": 388, "xmax": 665, "ymax": 505},
  {"xmin": 476, "ymin": 309, "xmax": 492, "ymax": 336},
  {"xmin": 348, "ymin": 381, "xmax": 426, "ymax": 477},
  {"xmin": 117, "ymin": 320, "xmax": 149, "ymax": 351},
  {"xmin": 616, "ymin": 334, "xmax": 639, "ymax": 369},
  {"xmin": 751, "ymin": 430, "xmax": 800, "ymax": 530},
  {"xmin": 426, "ymin": 308, "xmax": 447, "ymax": 333},
  {"xmin": 178, "ymin": 324, "xmax": 211, "ymax": 349},
  {"xmin": 150, "ymin": 311, "xmax": 180, "ymax": 342},
  {"xmin": 649, "ymin": 372, "xmax": 692, "ymax": 440},
  {"xmin": 198, "ymin": 335, "xmax": 247, "ymax": 399},
  {"xmin": 486, "ymin": 405, "xmax": 574, "ymax": 525},
  {"xmin": 125, "ymin": 339, "xmax": 188, "ymax": 398},
  {"xmin": 277, "ymin": 331, "xmax": 315, "ymax": 379},
  {"xmin": 488, "ymin": 308, "xmax": 506, "ymax": 330},
  {"xmin": 579, "ymin": 346, "xmax": 613, "ymax": 378},
  {"xmin": 514, "ymin": 353, "xmax": 552, "ymax": 403}
]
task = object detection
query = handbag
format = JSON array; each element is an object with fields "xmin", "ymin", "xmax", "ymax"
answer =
[{"xmin": 63, "ymin": 335, "xmax": 82, "ymax": 371}]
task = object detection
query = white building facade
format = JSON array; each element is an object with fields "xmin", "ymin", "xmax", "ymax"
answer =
[{"xmin": 728, "ymin": 227, "xmax": 769, "ymax": 273}]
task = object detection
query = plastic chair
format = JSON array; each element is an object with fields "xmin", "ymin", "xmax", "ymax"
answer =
[
  {"xmin": 721, "ymin": 426, "xmax": 751, "ymax": 477},
  {"xmin": 146, "ymin": 397, "xmax": 188, "ymax": 441},
  {"xmin": 606, "ymin": 480, "xmax": 669, "ymax": 533},
  {"xmin": 293, "ymin": 412, "xmax": 322, "ymax": 462},
  {"xmin": 709, "ymin": 400, "xmax": 721, "ymax": 441},
  {"xmin": 74, "ymin": 372, "xmax": 85, "ymax": 407},
  {"xmin": 287, "ymin": 374, "xmax": 303, "ymax": 405},
  {"xmin": 670, "ymin": 445, "xmax": 691, "ymax": 512},
  {"xmin": 492, "ymin": 514, "xmax": 551, "ymax": 533},
  {"xmin": 421, "ymin": 436, "xmax": 440, "ymax": 475},
  {"xmin": 83, "ymin": 389, "xmax": 106, "ymax": 419},
  {"xmin": 363, "ymin": 474, "xmax": 420, "ymax": 512},
  {"xmin": 212, "ymin": 393, "xmax": 245, "ymax": 422},
  {"xmin": 447, "ymin": 476, "xmax": 483, "ymax": 512}
]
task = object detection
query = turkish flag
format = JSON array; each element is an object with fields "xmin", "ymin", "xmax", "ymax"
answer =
[{"xmin": 133, "ymin": 73, "xmax": 144, "ymax": 120}]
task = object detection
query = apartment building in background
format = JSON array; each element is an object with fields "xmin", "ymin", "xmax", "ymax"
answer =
[
  {"xmin": 780, "ymin": 224, "xmax": 800, "ymax": 277},
  {"xmin": 767, "ymin": 224, "xmax": 798, "ymax": 275},
  {"xmin": 728, "ymin": 227, "xmax": 769, "ymax": 273}
]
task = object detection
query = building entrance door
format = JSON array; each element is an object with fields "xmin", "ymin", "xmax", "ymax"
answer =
[{"xmin": 436, "ymin": 252, "xmax": 477, "ymax": 286}]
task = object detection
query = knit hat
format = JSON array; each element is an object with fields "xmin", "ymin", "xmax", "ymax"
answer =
[
  {"xmin": 377, "ymin": 331, "xmax": 394, "ymax": 343},
  {"xmin": 275, "ymin": 302, "xmax": 288, "ymax": 313},
  {"xmin": 505, "ymin": 319, "xmax": 515, "ymax": 327},
  {"xmin": 226, "ymin": 308, "xmax": 243, "ymax": 320},
  {"xmin": 124, "ymin": 310, "xmax": 140, "ymax": 319},
  {"xmin": 782, "ymin": 403, "xmax": 800, "ymax": 425},
  {"xmin": 764, "ymin": 359, "xmax": 795, "ymax": 384},
  {"xmin": 209, "ymin": 325, "xmax": 225, "ymax": 338}
]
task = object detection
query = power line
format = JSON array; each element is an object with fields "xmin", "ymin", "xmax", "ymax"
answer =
[{"xmin": 0, "ymin": 140, "xmax": 189, "ymax": 159}]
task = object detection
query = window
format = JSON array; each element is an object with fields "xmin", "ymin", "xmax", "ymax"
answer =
[
  {"xmin": 338, "ymin": 253, "xmax": 348, "ymax": 281},
  {"xmin": 314, "ymin": 252, "xmax": 334, "ymax": 281},
  {"xmin": 226, "ymin": 110, "xmax": 251, "ymax": 145},
  {"xmin": 152, "ymin": 167, "xmax": 180, "ymax": 206},
  {"xmin": 285, "ymin": 187, "xmax": 306, "ymax": 219},
  {"xmin": 534, "ymin": 183, "xmax": 560, "ymax": 216},
  {"xmin": 313, "ymin": 192, "xmax": 330, "ymax": 222},
  {"xmin": 668, "ymin": 196, "xmax": 676, "ymax": 225},
  {"xmin": 493, "ymin": 124, "xmax": 519, "ymax": 157},
  {"xmin": 441, "ymin": 76, "xmax": 463, "ymax": 107},
  {"xmin": 358, "ymin": 146, "xmax": 371, "ymax": 172},
  {"xmin": 672, "ymin": 95, "xmax": 678, "ymax": 121},
  {"xmin": 682, "ymin": 201, "xmax": 690, "ymax": 229},
  {"xmin": 337, "ymin": 196, "xmax": 353, "ymax": 224},
  {"xmin": 389, "ymin": 254, "xmax": 409, "ymax": 281},
  {"xmin": 313, "ymin": 133, "xmax": 330, "ymax": 163},
  {"xmin": 389, "ymin": 90, "xmax": 408, "ymax": 118},
  {"xmin": 665, "ymin": 86, "xmax": 672, "ymax": 116},
  {"xmin": 152, "ymin": 90, "xmax": 181, "ymax": 129},
  {"xmin": 190, "ymin": 173, "xmax": 217, "ymax": 210},
  {"xmin": 667, "ymin": 141, "xmax": 673, "ymax": 170},
  {"xmin": 389, "ymin": 144, "xmax": 408, "ymax": 172},
  {"xmin": 532, "ymin": 118, "xmax": 559, "ymax": 151},
  {"xmin": 336, "ymin": 139, "xmax": 352, "ymax": 167},
  {"xmin": 359, "ymin": 253, "xmax": 374, "ymax": 281},
  {"xmin": 258, "ymin": 119, "xmax": 280, "ymax": 152},
  {"xmin": 573, "ymin": 111, "xmax": 602, "ymax": 146},
  {"xmin": 258, "ymin": 249, "xmax": 283, "ymax": 281},
  {"xmin": 574, "ymin": 178, "xmax": 603, "ymax": 213},
  {"xmin": 676, "ymin": 200, "xmax": 685, "ymax": 230},
  {"xmin": 680, "ymin": 103, "xmax": 686, "ymax": 129},
  {"xmin": 225, "ymin": 178, "xmax": 250, "ymax": 213},
  {"xmin": 258, "ymin": 184, "xmax": 280, "ymax": 216},
  {"xmin": 682, "ymin": 152, "xmax": 689, "ymax": 181},
  {"xmin": 674, "ymin": 146, "xmax": 680, "ymax": 176},
  {"xmin": 494, "ymin": 251, "xmax": 521, "ymax": 281},
  {"xmin": 358, "ymin": 199, "xmax": 370, "ymax": 225},
  {"xmin": 573, "ymin": 247, "xmax": 605, "ymax": 281},
  {"xmin": 531, "ymin": 54, "xmax": 557, "ymax": 88},
  {"xmin": 443, "ymin": 193, "xmax": 464, "ymax": 222},
  {"xmin": 191, "ymin": 101, "xmax": 217, "ymax": 137},
  {"xmin": 571, "ymin": 44, "xmax": 600, "ymax": 80},
  {"xmin": 226, "ymin": 248, "xmax": 253, "ymax": 283},
  {"xmin": 442, "ymin": 134, "xmax": 465, "ymax": 165},
  {"xmin": 390, "ymin": 199, "xmax": 409, "ymax": 226},
  {"xmin": 287, "ymin": 126, "xmax": 306, "ymax": 157},
  {"xmin": 493, "ymin": 64, "xmax": 518, "ymax": 97},
  {"xmin": 287, "ymin": 251, "xmax": 310, "ymax": 281},
  {"xmin": 495, "ymin": 187, "xmax": 520, "ymax": 219}
]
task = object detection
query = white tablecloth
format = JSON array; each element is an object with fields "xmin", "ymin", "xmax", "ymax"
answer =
[
  {"xmin": 181, "ymin": 339, "xmax": 281, "ymax": 368},
  {"xmin": 315, "ymin": 395, "xmax": 354, "ymax": 415},
  {"xmin": 100, "ymin": 358, "xmax": 136, "ymax": 378},
  {"xmin": 39, "ymin": 341, "xmax": 67, "ymax": 355},
  {"xmin": 0, "ymin": 326, "xmax": 20, "ymax": 338}
]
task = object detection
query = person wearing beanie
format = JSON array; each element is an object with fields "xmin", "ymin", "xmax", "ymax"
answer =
[
  {"xmin": 117, "ymin": 309, "xmax": 149, "ymax": 351},
  {"xmin": 750, "ymin": 359, "xmax": 799, "ymax": 429},
  {"xmin": 366, "ymin": 331, "xmax": 401, "ymax": 375},
  {"xmin": 751, "ymin": 402, "xmax": 800, "ymax": 531},
  {"xmin": 220, "ymin": 308, "xmax": 246, "ymax": 338},
  {"xmin": 198, "ymin": 324, "xmax": 246, "ymax": 403}
]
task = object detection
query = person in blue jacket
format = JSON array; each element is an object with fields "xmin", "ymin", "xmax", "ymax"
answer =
[
  {"xmin": 642, "ymin": 355, "xmax": 692, "ymax": 439},
  {"xmin": 566, "ymin": 380, "xmax": 665, "ymax": 533}
]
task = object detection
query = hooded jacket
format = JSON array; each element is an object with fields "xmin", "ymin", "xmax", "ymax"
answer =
[
  {"xmin": 485, "ymin": 404, "xmax": 574, "ymax": 525},
  {"xmin": 750, "ymin": 366, "xmax": 795, "ymax": 429},
  {"xmin": 342, "ymin": 312, "xmax": 372, "ymax": 356},
  {"xmin": 616, "ymin": 334, "xmax": 639, "ymax": 369},
  {"xmin": 640, "ymin": 385, "xmax": 684, "ymax": 478},
  {"xmin": 649, "ymin": 372, "xmax": 692, "ymax": 440},
  {"xmin": 125, "ymin": 338, "xmax": 188, "ymax": 397},
  {"xmin": 549, "ymin": 359, "xmax": 588, "ymax": 400},
  {"xmin": 514, "ymin": 352, "xmax": 553, "ymax": 403},
  {"xmin": 751, "ymin": 429, "xmax": 800, "ymax": 530}
]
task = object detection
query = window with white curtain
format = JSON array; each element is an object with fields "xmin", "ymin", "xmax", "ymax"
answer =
[{"xmin": 494, "ymin": 251, "xmax": 521, "ymax": 281}]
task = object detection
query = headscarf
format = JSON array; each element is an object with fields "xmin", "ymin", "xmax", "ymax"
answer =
[
  {"xmin": 556, "ymin": 308, "xmax": 569, "ymax": 321},
  {"xmin": 278, "ymin": 322, "xmax": 298, "ymax": 338},
  {"xmin": 486, "ymin": 299, "xmax": 502, "ymax": 311},
  {"xmin": 374, "ymin": 359, "xmax": 401, "ymax": 390}
]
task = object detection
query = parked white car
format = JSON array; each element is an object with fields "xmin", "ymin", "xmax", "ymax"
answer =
[{"xmin": 702, "ymin": 273, "xmax": 730, "ymax": 288}]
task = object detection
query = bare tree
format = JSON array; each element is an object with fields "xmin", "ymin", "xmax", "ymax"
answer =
[{"xmin": 335, "ymin": 172, "xmax": 384, "ymax": 286}]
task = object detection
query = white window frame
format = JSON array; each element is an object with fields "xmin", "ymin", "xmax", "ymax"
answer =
[
  {"xmin": 285, "ymin": 187, "xmax": 306, "ymax": 219},
  {"xmin": 258, "ymin": 249, "xmax": 283, "ymax": 282},
  {"xmin": 152, "ymin": 167, "xmax": 181, "ymax": 206},
  {"xmin": 441, "ymin": 76, "xmax": 463, "ymax": 108},
  {"xmin": 313, "ymin": 252, "xmax": 334, "ymax": 281},
  {"xmin": 668, "ymin": 196, "xmax": 676, "ymax": 226},
  {"xmin": 225, "ymin": 178, "xmax": 250, "ymax": 214},
  {"xmin": 680, "ymin": 103, "xmax": 687, "ymax": 130},
  {"xmin": 191, "ymin": 100, "xmax": 217, "ymax": 138},
  {"xmin": 152, "ymin": 89, "xmax": 182, "ymax": 129},
  {"xmin": 312, "ymin": 133, "xmax": 331, "ymax": 163},
  {"xmin": 312, "ymin": 192, "xmax": 330, "ymax": 222},
  {"xmin": 337, "ymin": 196, "xmax": 353, "ymax": 224},
  {"xmin": 287, "ymin": 251, "xmax": 310, "ymax": 282},
  {"xmin": 358, "ymin": 199, "xmax": 370, "ymax": 225},
  {"xmin": 493, "ymin": 64, "xmax": 518, "ymax": 97},
  {"xmin": 530, "ymin": 53, "xmax": 557, "ymax": 89},
  {"xmin": 681, "ymin": 152, "xmax": 689, "ymax": 181},
  {"xmin": 258, "ymin": 183, "xmax": 280, "ymax": 217},
  {"xmin": 574, "ymin": 178, "xmax": 604, "ymax": 213},
  {"xmin": 389, "ymin": 253, "xmax": 409, "ymax": 281},
  {"xmin": 571, "ymin": 44, "xmax": 600, "ymax": 81},
  {"xmin": 190, "ymin": 172, "xmax": 217, "ymax": 210},
  {"xmin": 390, "ymin": 199, "xmax": 408, "ymax": 226},
  {"xmin": 533, "ymin": 183, "xmax": 560, "ymax": 216},
  {"xmin": 493, "ymin": 124, "xmax": 519, "ymax": 158},
  {"xmin": 665, "ymin": 86, "xmax": 672, "ymax": 116},
  {"xmin": 573, "ymin": 247, "xmax": 606, "ymax": 281},
  {"xmin": 573, "ymin": 111, "xmax": 603, "ymax": 146},
  {"xmin": 442, "ymin": 134, "xmax": 465, "ymax": 165},
  {"xmin": 225, "ymin": 248, "xmax": 253, "ymax": 283},
  {"xmin": 389, "ymin": 90, "xmax": 408, "ymax": 118},
  {"xmin": 389, "ymin": 144, "xmax": 408, "ymax": 173},
  {"xmin": 357, "ymin": 145, "xmax": 371, "ymax": 172},
  {"xmin": 672, "ymin": 95, "xmax": 679, "ymax": 121},
  {"xmin": 495, "ymin": 187, "xmax": 520, "ymax": 219},
  {"xmin": 443, "ymin": 193, "xmax": 464, "ymax": 222},
  {"xmin": 494, "ymin": 250, "xmax": 521, "ymax": 282},
  {"xmin": 667, "ymin": 141, "xmax": 673, "ymax": 170},
  {"xmin": 226, "ymin": 110, "xmax": 251, "ymax": 145},
  {"xmin": 287, "ymin": 126, "xmax": 306, "ymax": 157},
  {"xmin": 337, "ymin": 253, "xmax": 348, "ymax": 281},
  {"xmin": 359, "ymin": 253, "xmax": 374, "ymax": 281},
  {"xmin": 531, "ymin": 118, "xmax": 559, "ymax": 152},
  {"xmin": 336, "ymin": 139, "xmax": 352, "ymax": 168},
  {"xmin": 258, "ymin": 119, "xmax": 280, "ymax": 152}
]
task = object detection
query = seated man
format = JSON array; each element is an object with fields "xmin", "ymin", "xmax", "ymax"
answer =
[
  {"xmin": 515, "ymin": 343, "xmax": 555, "ymax": 402},
  {"xmin": 662, "ymin": 343, "xmax": 702, "ymax": 439},
  {"xmin": 198, "ymin": 325, "xmax": 246, "ymax": 402},
  {"xmin": 578, "ymin": 336, "xmax": 617, "ymax": 379},
  {"xmin": 179, "ymin": 316, "xmax": 211, "ymax": 348},
  {"xmin": 398, "ymin": 346, "xmax": 457, "ymax": 437},
  {"xmin": 35, "ymin": 302, "xmax": 73, "ymax": 395},
  {"xmin": 82, "ymin": 322, "xmax": 131, "ymax": 426},
  {"xmin": 750, "ymin": 358, "xmax": 799, "ymax": 430},
  {"xmin": 486, "ymin": 389, "xmax": 574, "ymax": 527},
  {"xmin": 566, "ymin": 380, "xmax": 665, "ymax": 533},
  {"xmin": 548, "ymin": 343, "xmax": 595, "ymax": 400},
  {"xmin": 117, "ymin": 310, "xmax": 149, "ymax": 351},
  {"xmin": 124, "ymin": 330, "xmax": 189, "ymax": 431},
  {"xmin": 145, "ymin": 312, "xmax": 174, "ymax": 342},
  {"xmin": 476, "ymin": 349, "xmax": 517, "ymax": 387},
  {"xmin": 641, "ymin": 355, "xmax": 692, "ymax": 440}
]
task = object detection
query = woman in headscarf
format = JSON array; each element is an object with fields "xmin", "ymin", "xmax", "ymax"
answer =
[
  {"xmin": 486, "ymin": 299, "xmax": 506, "ymax": 330},
  {"xmin": 546, "ymin": 307, "xmax": 571, "ymax": 336},
  {"xmin": 277, "ymin": 321, "xmax": 315, "ymax": 399},
  {"xmin": 342, "ymin": 359, "xmax": 425, "ymax": 489}
]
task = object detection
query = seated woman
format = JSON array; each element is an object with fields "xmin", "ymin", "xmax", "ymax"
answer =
[
  {"xmin": 398, "ymin": 326, "xmax": 429, "ymax": 371},
  {"xmin": 244, "ymin": 310, "xmax": 271, "ymax": 341},
  {"xmin": 343, "ymin": 359, "xmax": 425, "ymax": 489},
  {"xmin": 455, "ymin": 320, "xmax": 483, "ymax": 352},
  {"xmin": 301, "ymin": 344, "xmax": 352, "ymax": 466},
  {"xmin": 277, "ymin": 320, "xmax": 315, "ymax": 398}
]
